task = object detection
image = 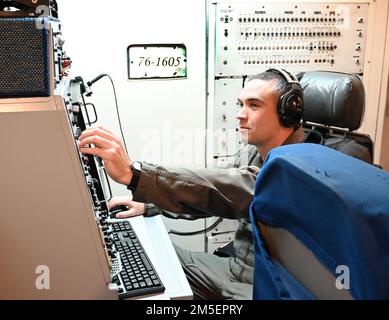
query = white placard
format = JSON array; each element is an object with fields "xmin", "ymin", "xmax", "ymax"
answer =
[{"xmin": 128, "ymin": 44, "xmax": 187, "ymax": 80}]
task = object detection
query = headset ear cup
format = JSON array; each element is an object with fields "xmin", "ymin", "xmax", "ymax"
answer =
[
  {"xmin": 279, "ymin": 91, "xmax": 304, "ymax": 128},
  {"xmin": 266, "ymin": 68, "xmax": 304, "ymax": 127}
]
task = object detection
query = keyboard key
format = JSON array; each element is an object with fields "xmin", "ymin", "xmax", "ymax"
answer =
[{"xmin": 140, "ymin": 253, "xmax": 152, "ymax": 271}]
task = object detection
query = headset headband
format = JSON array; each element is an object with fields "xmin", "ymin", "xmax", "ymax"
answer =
[{"xmin": 266, "ymin": 68, "xmax": 300, "ymax": 85}]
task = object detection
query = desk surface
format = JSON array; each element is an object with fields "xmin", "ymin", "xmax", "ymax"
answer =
[{"xmin": 127, "ymin": 215, "xmax": 193, "ymax": 300}]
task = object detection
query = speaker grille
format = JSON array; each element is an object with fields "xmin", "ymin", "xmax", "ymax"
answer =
[{"xmin": 0, "ymin": 18, "xmax": 51, "ymax": 98}]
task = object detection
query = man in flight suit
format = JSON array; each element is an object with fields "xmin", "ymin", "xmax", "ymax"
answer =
[{"xmin": 79, "ymin": 69, "xmax": 305, "ymax": 299}]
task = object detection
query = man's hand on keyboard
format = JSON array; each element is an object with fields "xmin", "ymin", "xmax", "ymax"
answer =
[{"xmin": 108, "ymin": 196, "xmax": 146, "ymax": 219}]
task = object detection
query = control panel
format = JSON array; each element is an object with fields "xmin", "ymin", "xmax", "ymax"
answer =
[
  {"xmin": 215, "ymin": 2, "xmax": 369, "ymax": 77},
  {"xmin": 65, "ymin": 79, "xmax": 114, "ymax": 255},
  {"xmin": 65, "ymin": 78, "xmax": 165, "ymax": 299}
]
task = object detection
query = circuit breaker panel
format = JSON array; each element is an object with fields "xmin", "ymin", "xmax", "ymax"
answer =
[{"xmin": 215, "ymin": 2, "xmax": 369, "ymax": 77}]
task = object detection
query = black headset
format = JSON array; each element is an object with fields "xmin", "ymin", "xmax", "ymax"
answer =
[{"xmin": 266, "ymin": 68, "xmax": 304, "ymax": 128}]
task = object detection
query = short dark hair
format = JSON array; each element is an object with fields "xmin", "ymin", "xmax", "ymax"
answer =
[{"xmin": 246, "ymin": 70, "xmax": 291, "ymax": 99}]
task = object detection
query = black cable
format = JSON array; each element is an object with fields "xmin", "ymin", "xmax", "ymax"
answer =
[
  {"xmin": 84, "ymin": 103, "xmax": 98, "ymax": 125},
  {"xmin": 87, "ymin": 74, "xmax": 129, "ymax": 155},
  {"xmin": 169, "ymin": 217, "xmax": 224, "ymax": 237}
]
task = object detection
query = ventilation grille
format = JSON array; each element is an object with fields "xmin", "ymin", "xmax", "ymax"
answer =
[{"xmin": 0, "ymin": 18, "xmax": 50, "ymax": 98}]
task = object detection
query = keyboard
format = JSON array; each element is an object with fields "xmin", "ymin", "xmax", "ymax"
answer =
[{"xmin": 110, "ymin": 221, "xmax": 165, "ymax": 299}]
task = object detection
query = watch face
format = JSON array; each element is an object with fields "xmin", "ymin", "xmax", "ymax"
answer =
[{"xmin": 133, "ymin": 161, "xmax": 142, "ymax": 171}]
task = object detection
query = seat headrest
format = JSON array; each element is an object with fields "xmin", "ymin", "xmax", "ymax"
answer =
[{"xmin": 299, "ymin": 71, "xmax": 366, "ymax": 131}]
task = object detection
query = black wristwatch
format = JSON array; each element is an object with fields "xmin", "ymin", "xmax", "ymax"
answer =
[{"xmin": 127, "ymin": 161, "xmax": 142, "ymax": 192}]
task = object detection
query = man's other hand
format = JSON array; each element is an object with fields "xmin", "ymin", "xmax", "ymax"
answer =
[{"xmin": 108, "ymin": 196, "xmax": 146, "ymax": 219}]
